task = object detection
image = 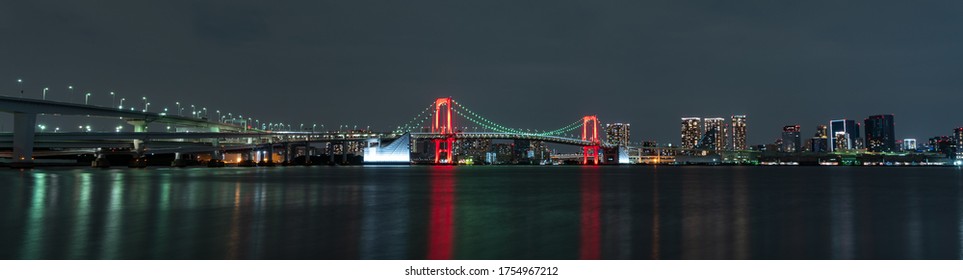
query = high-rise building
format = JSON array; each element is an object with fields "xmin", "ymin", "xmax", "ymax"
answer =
[
  {"xmin": 703, "ymin": 118, "xmax": 726, "ymax": 151},
  {"xmin": 829, "ymin": 119, "xmax": 859, "ymax": 152},
  {"xmin": 605, "ymin": 123, "xmax": 631, "ymax": 147},
  {"xmin": 731, "ymin": 115, "xmax": 747, "ymax": 151},
  {"xmin": 781, "ymin": 125, "xmax": 801, "ymax": 152},
  {"xmin": 834, "ymin": 131, "xmax": 849, "ymax": 152},
  {"xmin": 681, "ymin": 117, "xmax": 701, "ymax": 149},
  {"xmin": 815, "ymin": 125, "xmax": 828, "ymax": 138},
  {"xmin": 864, "ymin": 114, "xmax": 896, "ymax": 152},
  {"xmin": 902, "ymin": 138, "xmax": 917, "ymax": 151},
  {"xmin": 809, "ymin": 125, "xmax": 829, "ymax": 153},
  {"xmin": 955, "ymin": 128, "xmax": 963, "ymax": 159}
]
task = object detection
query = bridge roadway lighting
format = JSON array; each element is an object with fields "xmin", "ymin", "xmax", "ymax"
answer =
[
  {"xmin": 216, "ymin": 110, "xmax": 221, "ymax": 121},
  {"xmin": 17, "ymin": 78, "xmax": 23, "ymax": 97},
  {"xmin": 37, "ymin": 124, "xmax": 46, "ymax": 132},
  {"xmin": 144, "ymin": 102, "xmax": 150, "ymax": 112},
  {"xmin": 190, "ymin": 105, "xmax": 195, "ymax": 117},
  {"xmin": 176, "ymin": 102, "xmax": 181, "ymax": 116},
  {"xmin": 312, "ymin": 124, "xmax": 316, "ymax": 132},
  {"xmin": 110, "ymin": 92, "xmax": 115, "ymax": 107},
  {"xmin": 67, "ymin": 85, "xmax": 74, "ymax": 102},
  {"xmin": 54, "ymin": 127, "xmax": 59, "ymax": 133},
  {"xmin": 143, "ymin": 97, "xmax": 147, "ymax": 110},
  {"xmin": 43, "ymin": 87, "xmax": 49, "ymax": 100},
  {"xmin": 119, "ymin": 98, "xmax": 125, "ymax": 109},
  {"xmin": 85, "ymin": 93, "xmax": 91, "ymax": 104},
  {"xmin": 300, "ymin": 123, "xmax": 304, "ymax": 131}
]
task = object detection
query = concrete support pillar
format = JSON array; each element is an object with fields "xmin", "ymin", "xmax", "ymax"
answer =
[
  {"xmin": 171, "ymin": 152, "xmax": 188, "ymax": 167},
  {"xmin": 92, "ymin": 150, "xmax": 110, "ymax": 168},
  {"xmin": 329, "ymin": 142, "xmax": 335, "ymax": 164},
  {"xmin": 11, "ymin": 112, "xmax": 37, "ymax": 168}
]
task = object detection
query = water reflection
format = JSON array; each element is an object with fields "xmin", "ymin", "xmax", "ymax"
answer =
[
  {"xmin": 427, "ymin": 166, "xmax": 455, "ymax": 259},
  {"xmin": 579, "ymin": 166, "xmax": 600, "ymax": 260},
  {"xmin": 1, "ymin": 166, "xmax": 962, "ymax": 259}
]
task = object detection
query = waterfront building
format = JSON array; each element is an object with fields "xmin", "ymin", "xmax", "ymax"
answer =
[
  {"xmin": 834, "ymin": 131, "xmax": 850, "ymax": 152},
  {"xmin": 902, "ymin": 138, "xmax": 917, "ymax": 151},
  {"xmin": 681, "ymin": 117, "xmax": 701, "ymax": 149},
  {"xmin": 956, "ymin": 128, "xmax": 963, "ymax": 159},
  {"xmin": 731, "ymin": 115, "xmax": 747, "ymax": 150},
  {"xmin": 703, "ymin": 118, "xmax": 726, "ymax": 151},
  {"xmin": 810, "ymin": 137, "xmax": 828, "ymax": 153},
  {"xmin": 781, "ymin": 125, "xmax": 801, "ymax": 152},
  {"xmin": 864, "ymin": 114, "xmax": 896, "ymax": 152},
  {"xmin": 605, "ymin": 123, "xmax": 631, "ymax": 147},
  {"xmin": 829, "ymin": 119, "xmax": 859, "ymax": 152}
]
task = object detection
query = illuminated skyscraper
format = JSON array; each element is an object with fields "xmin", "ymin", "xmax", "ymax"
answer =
[
  {"xmin": 864, "ymin": 114, "xmax": 896, "ymax": 152},
  {"xmin": 731, "ymin": 115, "xmax": 747, "ymax": 150},
  {"xmin": 829, "ymin": 119, "xmax": 859, "ymax": 152},
  {"xmin": 810, "ymin": 125, "xmax": 829, "ymax": 153},
  {"xmin": 781, "ymin": 125, "xmax": 801, "ymax": 152},
  {"xmin": 955, "ymin": 128, "xmax": 963, "ymax": 159},
  {"xmin": 681, "ymin": 117, "xmax": 701, "ymax": 149},
  {"xmin": 834, "ymin": 131, "xmax": 849, "ymax": 152},
  {"xmin": 605, "ymin": 123, "xmax": 631, "ymax": 147},
  {"xmin": 703, "ymin": 117, "xmax": 726, "ymax": 151}
]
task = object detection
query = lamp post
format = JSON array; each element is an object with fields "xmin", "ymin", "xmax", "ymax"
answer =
[
  {"xmin": 142, "ymin": 97, "xmax": 147, "ymax": 111},
  {"xmin": 42, "ymin": 87, "xmax": 48, "ymax": 100},
  {"xmin": 67, "ymin": 85, "xmax": 73, "ymax": 102},
  {"xmin": 17, "ymin": 78, "xmax": 23, "ymax": 97},
  {"xmin": 85, "ymin": 93, "xmax": 91, "ymax": 105},
  {"xmin": 312, "ymin": 124, "xmax": 316, "ymax": 133},
  {"xmin": 110, "ymin": 92, "xmax": 115, "ymax": 107},
  {"xmin": 176, "ymin": 102, "xmax": 181, "ymax": 116},
  {"xmin": 190, "ymin": 105, "xmax": 195, "ymax": 118},
  {"xmin": 144, "ymin": 102, "xmax": 150, "ymax": 112},
  {"xmin": 119, "ymin": 98, "xmax": 125, "ymax": 109},
  {"xmin": 216, "ymin": 110, "xmax": 221, "ymax": 122}
]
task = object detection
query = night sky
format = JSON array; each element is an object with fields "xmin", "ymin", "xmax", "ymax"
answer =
[{"xmin": 2, "ymin": 1, "xmax": 962, "ymax": 145}]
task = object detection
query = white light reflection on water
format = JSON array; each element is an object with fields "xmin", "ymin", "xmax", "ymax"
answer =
[
  {"xmin": 20, "ymin": 173, "xmax": 47, "ymax": 259},
  {"xmin": 99, "ymin": 172, "xmax": 125, "ymax": 259}
]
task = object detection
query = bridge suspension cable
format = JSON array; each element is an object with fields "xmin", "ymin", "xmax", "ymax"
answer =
[
  {"xmin": 449, "ymin": 99, "xmax": 583, "ymax": 137},
  {"xmin": 393, "ymin": 102, "xmax": 436, "ymax": 134}
]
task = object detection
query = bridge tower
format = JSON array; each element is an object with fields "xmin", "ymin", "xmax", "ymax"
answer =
[
  {"xmin": 432, "ymin": 97, "xmax": 455, "ymax": 164},
  {"xmin": 582, "ymin": 115, "xmax": 600, "ymax": 165}
]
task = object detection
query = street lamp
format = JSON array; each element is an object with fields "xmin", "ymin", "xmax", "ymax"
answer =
[
  {"xmin": 110, "ymin": 92, "xmax": 115, "ymax": 107},
  {"xmin": 119, "ymin": 98, "xmax": 125, "ymax": 109},
  {"xmin": 17, "ymin": 78, "xmax": 23, "ymax": 97},
  {"xmin": 142, "ymin": 97, "xmax": 147, "ymax": 111},
  {"xmin": 67, "ymin": 85, "xmax": 74, "ymax": 102},
  {"xmin": 42, "ymin": 87, "xmax": 48, "ymax": 100},
  {"xmin": 85, "ymin": 93, "xmax": 91, "ymax": 105},
  {"xmin": 54, "ymin": 127, "xmax": 59, "ymax": 133},
  {"xmin": 144, "ymin": 102, "xmax": 150, "ymax": 112},
  {"xmin": 176, "ymin": 102, "xmax": 181, "ymax": 116},
  {"xmin": 312, "ymin": 124, "xmax": 316, "ymax": 132},
  {"xmin": 216, "ymin": 110, "xmax": 221, "ymax": 121},
  {"xmin": 190, "ymin": 105, "xmax": 195, "ymax": 118},
  {"xmin": 300, "ymin": 123, "xmax": 304, "ymax": 131}
]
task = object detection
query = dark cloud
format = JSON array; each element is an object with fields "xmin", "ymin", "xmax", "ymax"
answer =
[{"xmin": 2, "ymin": 1, "xmax": 962, "ymax": 144}]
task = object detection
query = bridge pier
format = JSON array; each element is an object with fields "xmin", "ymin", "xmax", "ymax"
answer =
[
  {"xmin": 10, "ymin": 112, "xmax": 36, "ymax": 168},
  {"xmin": 92, "ymin": 149, "xmax": 110, "ymax": 168},
  {"xmin": 171, "ymin": 152, "xmax": 188, "ymax": 167},
  {"xmin": 208, "ymin": 138, "xmax": 225, "ymax": 167},
  {"xmin": 127, "ymin": 120, "xmax": 148, "ymax": 168}
]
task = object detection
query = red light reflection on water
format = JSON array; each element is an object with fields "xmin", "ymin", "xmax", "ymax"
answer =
[
  {"xmin": 427, "ymin": 166, "xmax": 455, "ymax": 259},
  {"xmin": 580, "ymin": 166, "xmax": 601, "ymax": 259}
]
